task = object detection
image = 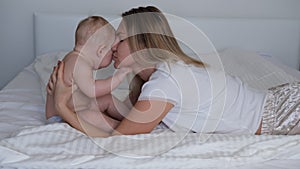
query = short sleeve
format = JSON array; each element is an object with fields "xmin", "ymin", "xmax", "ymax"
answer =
[{"xmin": 138, "ymin": 70, "xmax": 180, "ymax": 105}]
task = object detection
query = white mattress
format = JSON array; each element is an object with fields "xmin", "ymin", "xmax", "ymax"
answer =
[{"xmin": 0, "ymin": 49, "xmax": 300, "ymax": 168}]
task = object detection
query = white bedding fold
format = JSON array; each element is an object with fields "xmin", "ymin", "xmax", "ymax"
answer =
[{"xmin": 0, "ymin": 123, "xmax": 299, "ymax": 168}]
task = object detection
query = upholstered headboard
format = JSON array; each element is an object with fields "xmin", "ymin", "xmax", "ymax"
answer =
[{"xmin": 34, "ymin": 12, "xmax": 300, "ymax": 69}]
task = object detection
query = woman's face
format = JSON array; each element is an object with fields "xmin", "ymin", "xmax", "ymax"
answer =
[{"xmin": 112, "ymin": 21, "xmax": 135, "ymax": 69}]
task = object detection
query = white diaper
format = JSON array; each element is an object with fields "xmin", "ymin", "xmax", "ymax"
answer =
[{"xmin": 46, "ymin": 115, "xmax": 64, "ymax": 124}]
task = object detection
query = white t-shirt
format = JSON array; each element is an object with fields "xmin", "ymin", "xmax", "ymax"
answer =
[{"xmin": 138, "ymin": 61, "xmax": 267, "ymax": 134}]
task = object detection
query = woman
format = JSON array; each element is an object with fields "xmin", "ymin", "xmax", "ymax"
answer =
[{"xmin": 49, "ymin": 6, "xmax": 300, "ymax": 137}]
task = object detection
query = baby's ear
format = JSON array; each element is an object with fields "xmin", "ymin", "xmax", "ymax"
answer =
[{"xmin": 96, "ymin": 44, "xmax": 106, "ymax": 57}]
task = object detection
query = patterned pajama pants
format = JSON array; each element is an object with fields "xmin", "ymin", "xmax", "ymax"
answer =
[{"xmin": 261, "ymin": 82, "xmax": 300, "ymax": 135}]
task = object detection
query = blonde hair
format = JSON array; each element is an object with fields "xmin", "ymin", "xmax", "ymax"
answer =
[
  {"xmin": 121, "ymin": 6, "xmax": 204, "ymax": 67},
  {"xmin": 75, "ymin": 16, "xmax": 113, "ymax": 46}
]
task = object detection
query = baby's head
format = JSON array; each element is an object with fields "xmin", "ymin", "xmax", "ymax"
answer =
[{"xmin": 75, "ymin": 16, "xmax": 115, "ymax": 69}]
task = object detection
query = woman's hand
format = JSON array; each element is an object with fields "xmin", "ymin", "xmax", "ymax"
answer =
[
  {"xmin": 52, "ymin": 61, "xmax": 72, "ymax": 113},
  {"xmin": 46, "ymin": 65, "xmax": 58, "ymax": 95}
]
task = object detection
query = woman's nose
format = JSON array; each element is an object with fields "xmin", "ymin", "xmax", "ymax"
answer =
[
  {"xmin": 111, "ymin": 43, "xmax": 117, "ymax": 52},
  {"xmin": 111, "ymin": 37, "xmax": 120, "ymax": 52}
]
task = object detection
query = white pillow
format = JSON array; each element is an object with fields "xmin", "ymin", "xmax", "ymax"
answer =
[
  {"xmin": 187, "ymin": 48, "xmax": 299, "ymax": 90},
  {"xmin": 217, "ymin": 48, "xmax": 299, "ymax": 90},
  {"xmin": 33, "ymin": 51, "xmax": 129, "ymax": 102},
  {"xmin": 34, "ymin": 51, "xmax": 66, "ymax": 101}
]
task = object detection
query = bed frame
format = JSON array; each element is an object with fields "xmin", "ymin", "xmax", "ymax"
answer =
[{"xmin": 34, "ymin": 12, "xmax": 300, "ymax": 69}]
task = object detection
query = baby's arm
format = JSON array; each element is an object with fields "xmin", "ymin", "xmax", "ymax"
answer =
[
  {"xmin": 73, "ymin": 66, "xmax": 97, "ymax": 98},
  {"xmin": 74, "ymin": 61, "xmax": 131, "ymax": 98},
  {"xmin": 94, "ymin": 67, "xmax": 131, "ymax": 97}
]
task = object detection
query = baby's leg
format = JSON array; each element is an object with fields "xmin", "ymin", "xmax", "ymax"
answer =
[
  {"xmin": 96, "ymin": 94, "xmax": 130, "ymax": 121},
  {"xmin": 77, "ymin": 109, "xmax": 120, "ymax": 133}
]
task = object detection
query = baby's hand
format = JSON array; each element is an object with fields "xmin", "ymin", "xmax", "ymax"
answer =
[
  {"xmin": 114, "ymin": 67, "xmax": 132, "ymax": 81},
  {"xmin": 72, "ymin": 84, "xmax": 78, "ymax": 92}
]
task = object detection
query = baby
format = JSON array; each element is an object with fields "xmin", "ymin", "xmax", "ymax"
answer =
[{"xmin": 46, "ymin": 16, "xmax": 130, "ymax": 124}]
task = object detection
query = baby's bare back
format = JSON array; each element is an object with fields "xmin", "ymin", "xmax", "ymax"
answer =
[
  {"xmin": 62, "ymin": 52, "xmax": 94, "ymax": 112},
  {"xmin": 62, "ymin": 51, "xmax": 78, "ymax": 86}
]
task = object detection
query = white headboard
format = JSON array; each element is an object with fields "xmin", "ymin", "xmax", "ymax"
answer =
[
  {"xmin": 34, "ymin": 12, "xmax": 300, "ymax": 69},
  {"xmin": 34, "ymin": 13, "xmax": 120, "ymax": 56}
]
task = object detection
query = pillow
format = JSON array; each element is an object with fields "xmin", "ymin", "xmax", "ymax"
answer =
[
  {"xmin": 217, "ymin": 48, "xmax": 300, "ymax": 90},
  {"xmin": 33, "ymin": 51, "xmax": 129, "ymax": 103},
  {"xmin": 34, "ymin": 51, "xmax": 66, "ymax": 101},
  {"xmin": 186, "ymin": 47, "xmax": 300, "ymax": 90}
]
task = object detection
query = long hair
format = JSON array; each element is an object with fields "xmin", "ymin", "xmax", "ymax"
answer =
[{"xmin": 121, "ymin": 6, "xmax": 204, "ymax": 67}]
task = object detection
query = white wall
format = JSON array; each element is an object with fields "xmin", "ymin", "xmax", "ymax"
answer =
[{"xmin": 1, "ymin": 0, "xmax": 300, "ymax": 89}]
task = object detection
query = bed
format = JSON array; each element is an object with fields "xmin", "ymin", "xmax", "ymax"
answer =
[{"xmin": 0, "ymin": 12, "xmax": 300, "ymax": 169}]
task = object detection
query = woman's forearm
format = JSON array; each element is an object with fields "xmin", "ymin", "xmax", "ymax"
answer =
[{"xmin": 45, "ymin": 94, "xmax": 57, "ymax": 119}]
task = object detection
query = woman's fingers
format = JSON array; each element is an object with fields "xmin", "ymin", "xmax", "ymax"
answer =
[
  {"xmin": 57, "ymin": 61, "xmax": 64, "ymax": 81},
  {"xmin": 53, "ymin": 61, "xmax": 72, "ymax": 113},
  {"xmin": 50, "ymin": 66, "xmax": 58, "ymax": 85},
  {"xmin": 47, "ymin": 83, "xmax": 53, "ymax": 95},
  {"xmin": 46, "ymin": 65, "xmax": 58, "ymax": 95}
]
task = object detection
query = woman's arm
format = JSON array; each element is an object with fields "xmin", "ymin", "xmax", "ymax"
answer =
[
  {"xmin": 45, "ymin": 65, "xmax": 60, "ymax": 119},
  {"xmin": 112, "ymin": 99, "xmax": 174, "ymax": 135},
  {"xmin": 52, "ymin": 61, "xmax": 174, "ymax": 137},
  {"xmin": 45, "ymin": 93, "xmax": 57, "ymax": 119}
]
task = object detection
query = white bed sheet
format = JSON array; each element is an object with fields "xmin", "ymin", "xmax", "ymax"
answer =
[
  {"xmin": 1, "ymin": 123, "xmax": 300, "ymax": 169},
  {"xmin": 1, "ymin": 49, "xmax": 300, "ymax": 168},
  {"xmin": 0, "ymin": 64, "xmax": 45, "ymax": 140}
]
